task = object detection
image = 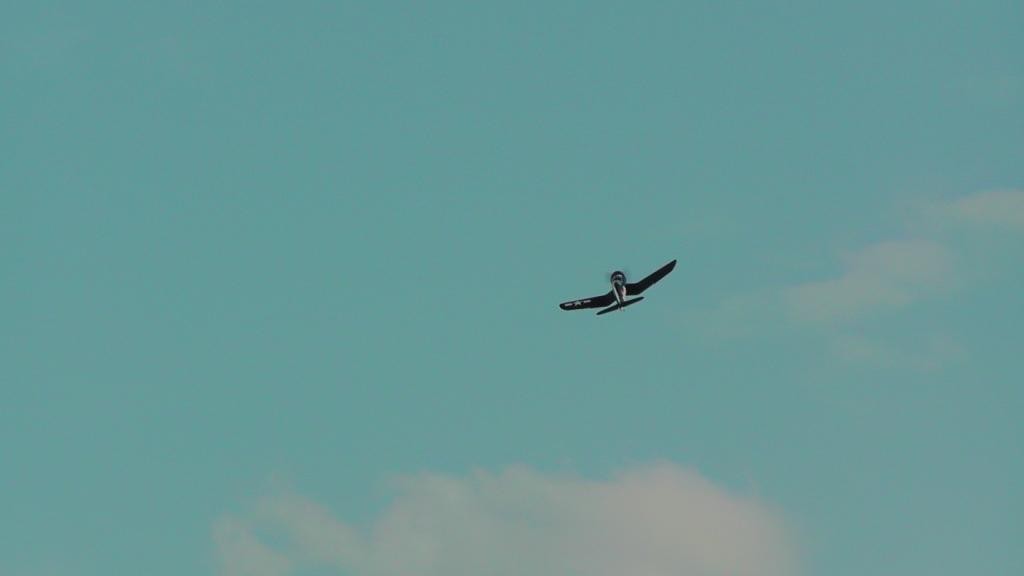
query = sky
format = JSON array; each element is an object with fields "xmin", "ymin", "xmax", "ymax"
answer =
[{"xmin": 2, "ymin": 2, "xmax": 1022, "ymax": 575}]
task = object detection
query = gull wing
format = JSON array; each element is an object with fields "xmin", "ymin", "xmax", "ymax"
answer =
[
  {"xmin": 559, "ymin": 291, "xmax": 616, "ymax": 311},
  {"xmin": 625, "ymin": 259, "xmax": 677, "ymax": 295}
]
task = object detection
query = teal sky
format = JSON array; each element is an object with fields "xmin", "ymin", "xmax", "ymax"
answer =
[{"xmin": 3, "ymin": 2, "xmax": 1022, "ymax": 575}]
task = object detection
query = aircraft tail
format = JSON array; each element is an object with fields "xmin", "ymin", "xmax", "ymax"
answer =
[{"xmin": 596, "ymin": 297, "xmax": 644, "ymax": 316}]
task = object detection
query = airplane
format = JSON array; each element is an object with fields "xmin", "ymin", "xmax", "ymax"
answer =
[{"xmin": 559, "ymin": 259, "xmax": 677, "ymax": 316}]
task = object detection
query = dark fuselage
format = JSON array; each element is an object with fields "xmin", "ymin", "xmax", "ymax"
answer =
[{"xmin": 611, "ymin": 271, "xmax": 627, "ymax": 307}]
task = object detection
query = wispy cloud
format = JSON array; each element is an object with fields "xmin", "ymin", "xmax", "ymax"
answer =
[
  {"xmin": 215, "ymin": 463, "xmax": 797, "ymax": 576},
  {"xmin": 784, "ymin": 189, "xmax": 1023, "ymax": 326},
  {"xmin": 709, "ymin": 189, "xmax": 1022, "ymax": 367},
  {"xmin": 786, "ymin": 239, "xmax": 953, "ymax": 324},
  {"xmin": 945, "ymin": 189, "xmax": 1024, "ymax": 230},
  {"xmin": 213, "ymin": 517, "xmax": 291, "ymax": 576},
  {"xmin": 829, "ymin": 332, "xmax": 967, "ymax": 371}
]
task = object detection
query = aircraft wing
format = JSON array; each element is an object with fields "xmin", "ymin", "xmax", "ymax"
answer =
[
  {"xmin": 559, "ymin": 291, "xmax": 616, "ymax": 311},
  {"xmin": 625, "ymin": 259, "xmax": 677, "ymax": 295}
]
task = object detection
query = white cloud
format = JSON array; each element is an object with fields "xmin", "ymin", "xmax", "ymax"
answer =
[
  {"xmin": 215, "ymin": 463, "xmax": 797, "ymax": 576},
  {"xmin": 704, "ymin": 188, "xmax": 1019, "ymax": 367},
  {"xmin": 213, "ymin": 517, "xmax": 291, "ymax": 576},
  {"xmin": 784, "ymin": 189, "xmax": 1023, "ymax": 325},
  {"xmin": 786, "ymin": 239, "xmax": 953, "ymax": 324},
  {"xmin": 946, "ymin": 189, "xmax": 1024, "ymax": 230}
]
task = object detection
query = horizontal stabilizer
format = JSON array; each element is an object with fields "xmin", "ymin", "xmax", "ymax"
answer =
[{"xmin": 596, "ymin": 297, "xmax": 644, "ymax": 316}]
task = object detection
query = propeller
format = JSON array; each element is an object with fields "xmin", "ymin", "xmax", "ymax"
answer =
[{"xmin": 604, "ymin": 268, "xmax": 631, "ymax": 283}]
